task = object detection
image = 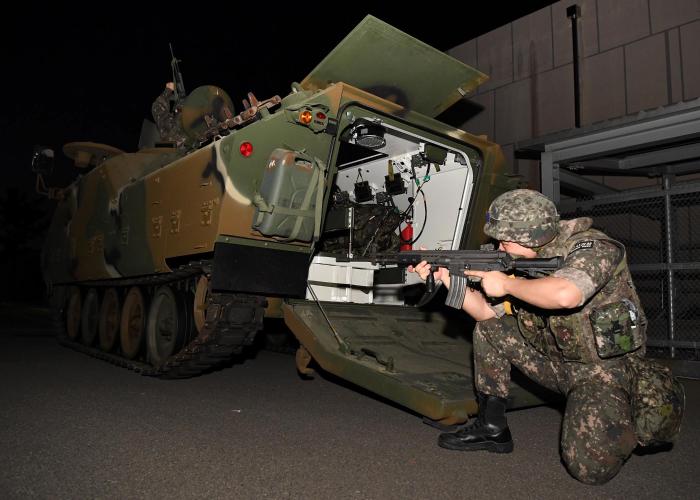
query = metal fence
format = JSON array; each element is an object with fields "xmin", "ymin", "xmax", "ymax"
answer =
[{"xmin": 560, "ymin": 179, "xmax": 700, "ymax": 362}]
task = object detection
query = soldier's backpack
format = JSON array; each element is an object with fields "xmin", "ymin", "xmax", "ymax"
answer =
[{"xmin": 628, "ymin": 357, "xmax": 685, "ymax": 446}]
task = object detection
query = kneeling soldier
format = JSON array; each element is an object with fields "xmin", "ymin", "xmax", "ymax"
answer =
[{"xmin": 411, "ymin": 189, "xmax": 684, "ymax": 485}]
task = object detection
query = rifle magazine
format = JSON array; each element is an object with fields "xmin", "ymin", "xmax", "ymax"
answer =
[{"xmin": 445, "ymin": 274, "xmax": 467, "ymax": 309}]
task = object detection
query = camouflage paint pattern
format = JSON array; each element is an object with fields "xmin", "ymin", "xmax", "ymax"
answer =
[
  {"xmin": 42, "ymin": 17, "xmax": 520, "ymax": 426},
  {"xmin": 42, "ymin": 77, "xmax": 515, "ymax": 422},
  {"xmin": 42, "ymin": 146, "xmax": 227, "ymax": 283},
  {"xmin": 178, "ymin": 85, "xmax": 235, "ymax": 141},
  {"xmin": 44, "ymin": 17, "xmax": 511, "ymax": 287},
  {"xmin": 213, "ymin": 85, "xmax": 337, "ymax": 242},
  {"xmin": 43, "ymin": 148, "xmax": 184, "ymax": 283},
  {"xmin": 44, "ymin": 83, "xmax": 338, "ymax": 284}
]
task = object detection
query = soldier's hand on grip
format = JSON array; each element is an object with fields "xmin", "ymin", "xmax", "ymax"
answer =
[
  {"xmin": 463, "ymin": 270, "xmax": 509, "ymax": 297},
  {"xmin": 408, "ymin": 261, "xmax": 451, "ymax": 289}
]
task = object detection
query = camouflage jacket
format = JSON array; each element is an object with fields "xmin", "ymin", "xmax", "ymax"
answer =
[
  {"xmin": 514, "ymin": 217, "xmax": 647, "ymax": 364},
  {"xmin": 151, "ymin": 88, "xmax": 187, "ymax": 146}
]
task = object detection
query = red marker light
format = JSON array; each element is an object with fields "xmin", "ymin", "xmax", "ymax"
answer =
[
  {"xmin": 299, "ymin": 110, "xmax": 313, "ymax": 125},
  {"xmin": 239, "ymin": 142, "xmax": 253, "ymax": 157},
  {"xmin": 316, "ymin": 111, "xmax": 327, "ymax": 120}
]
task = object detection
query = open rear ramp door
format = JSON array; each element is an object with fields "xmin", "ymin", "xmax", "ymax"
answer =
[{"xmin": 283, "ymin": 300, "xmax": 549, "ymax": 424}]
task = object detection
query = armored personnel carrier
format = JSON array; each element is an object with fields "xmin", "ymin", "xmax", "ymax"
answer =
[{"xmin": 37, "ymin": 16, "xmax": 542, "ymax": 425}]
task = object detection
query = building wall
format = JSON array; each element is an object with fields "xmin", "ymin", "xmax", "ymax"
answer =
[{"xmin": 448, "ymin": 0, "xmax": 700, "ymax": 189}]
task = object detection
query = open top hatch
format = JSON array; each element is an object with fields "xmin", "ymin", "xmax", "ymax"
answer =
[{"xmin": 301, "ymin": 15, "xmax": 488, "ymax": 118}]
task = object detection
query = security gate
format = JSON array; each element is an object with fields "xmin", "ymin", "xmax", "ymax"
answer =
[{"xmin": 560, "ymin": 180, "xmax": 700, "ymax": 364}]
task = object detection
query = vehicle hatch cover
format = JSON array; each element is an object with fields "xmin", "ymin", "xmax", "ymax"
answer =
[{"xmin": 300, "ymin": 15, "xmax": 488, "ymax": 118}]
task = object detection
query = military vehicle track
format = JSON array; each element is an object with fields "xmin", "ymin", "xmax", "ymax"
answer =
[{"xmin": 53, "ymin": 263, "xmax": 266, "ymax": 378}]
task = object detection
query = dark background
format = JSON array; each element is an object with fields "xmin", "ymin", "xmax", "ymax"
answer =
[{"xmin": 1, "ymin": 2, "xmax": 555, "ymax": 302}]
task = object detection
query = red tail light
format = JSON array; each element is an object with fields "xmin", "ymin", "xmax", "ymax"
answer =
[{"xmin": 239, "ymin": 142, "xmax": 253, "ymax": 157}]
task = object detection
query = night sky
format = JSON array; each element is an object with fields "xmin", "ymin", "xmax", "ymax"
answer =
[{"xmin": 2, "ymin": 2, "xmax": 554, "ymax": 300}]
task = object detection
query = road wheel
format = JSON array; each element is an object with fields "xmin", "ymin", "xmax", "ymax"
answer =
[
  {"xmin": 66, "ymin": 287, "xmax": 81, "ymax": 341},
  {"xmin": 147, "ymin": 285, "xmax": 187, "ymax": 367},
  {"xmin": 193, "ymin": 275, "xmax": 209, "ymax": 334},
  {"xmin": 120, "ymin": 287, "xmax": 146, "ymax": 359},
  {"xmin": 98, "ymin": 288, "xmax": 120, "ymax": 352},
  {"xmin": 81, "ymin": 288, "xmax": 99, "ymax": 346}
]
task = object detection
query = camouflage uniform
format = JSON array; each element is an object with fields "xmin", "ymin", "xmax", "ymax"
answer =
[
  {"xmin": 151, "ymin": 88, "xmax": 187, "ymax": 146},
  {"xmin": 472, "ymin": 190, "xmax": 682, "ymax": 485},
  {"xmin": 476, "ymin": 217, "xmax": 642, "ymax": 484}
]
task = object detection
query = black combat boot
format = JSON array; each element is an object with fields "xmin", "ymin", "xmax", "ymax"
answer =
[{"xmin": 438, "ymin": 393, "xmax": 513, "ymax": 453}]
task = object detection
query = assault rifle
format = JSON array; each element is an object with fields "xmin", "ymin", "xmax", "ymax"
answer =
[
  {"xmin": 355, "ymin": 249, "xmax": 564, "ymax": 308},
  {"xmin": 169, "ymin": 43, "xmax": 186, "ymax": 104}
]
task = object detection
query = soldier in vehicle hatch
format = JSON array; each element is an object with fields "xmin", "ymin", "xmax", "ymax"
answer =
[
  {"xmin": 410, "ymin": 189, "xmax": 685, "ymax": 485},
  {"xmin": 151, "ymin": 81, "xmax": 187, "ymax": 147}
]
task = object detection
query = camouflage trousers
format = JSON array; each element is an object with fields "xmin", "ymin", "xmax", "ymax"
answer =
[{"xmin": 474, "ymin": 316, "xmax": 638, "ymax": 485}]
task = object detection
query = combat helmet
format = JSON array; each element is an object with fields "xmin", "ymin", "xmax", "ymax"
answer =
[{"xmin": 484, "ymin": 189, "xmax": 559, "ymax": 247}]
